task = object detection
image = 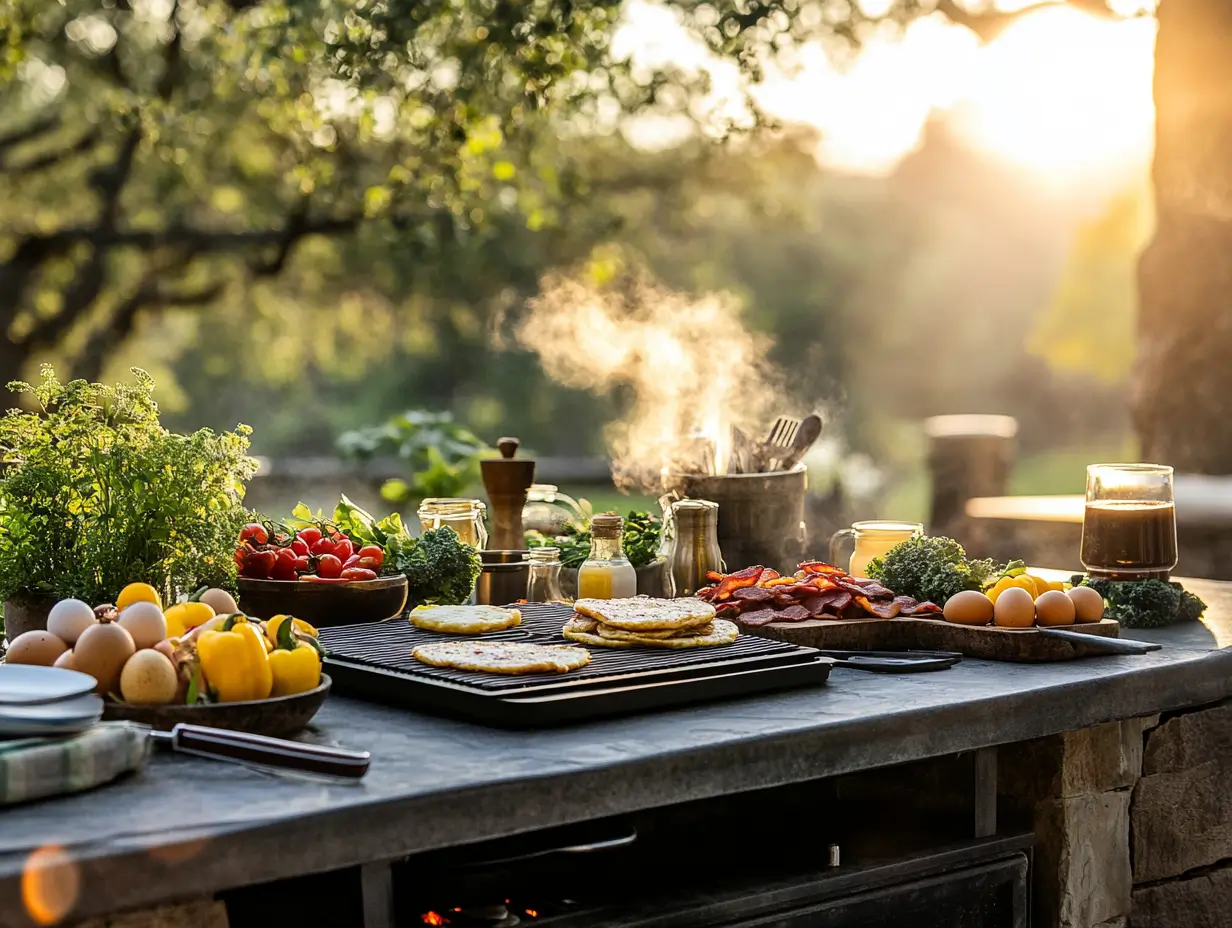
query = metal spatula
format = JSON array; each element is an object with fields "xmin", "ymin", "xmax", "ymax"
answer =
[{"xmin": 775, "ymin": 413, "xmax": 823, "ymax": 471}]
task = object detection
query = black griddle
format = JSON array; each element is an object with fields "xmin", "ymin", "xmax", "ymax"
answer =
[{"xmin": 320, "ymin": 603, "xmax": 832, "ymax": 727}]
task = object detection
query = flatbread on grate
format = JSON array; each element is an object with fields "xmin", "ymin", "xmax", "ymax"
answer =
[
  {"xmin": 573, "ymin": 597, "xmax": 715, "ymax": 632},
  {"xmin": 412, "ymin": 640, "xmax": 590, "ymax": 674},
  {"xmin": 596, "ymin": 621, "xmax": 716, "ymax": 641},
  {"xmin": 409, "ymin": 604, "xmax": 521, "ymax": 634},
  {"xmin": 563, "ymin": 615, "xmax": 738, "ymax": 649}
]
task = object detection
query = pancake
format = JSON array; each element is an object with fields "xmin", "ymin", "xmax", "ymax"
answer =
[
  {"xmin": 573, "ymin": 597, "xmax": 715, "ymax": 632},
  {"xmin": 563, "ymin": 615, "xmax": 738, "ymax": 649},
  {"xmin": 596, "ymin": 621, "xmax": 716, "ymax": 642},
  {"xmin": 412, "ymin": 640, "xmax": 590, "ymax": 674},
  {"xmin": 409, "ymin": 605, "xmax": 521, "ymax": 634}
]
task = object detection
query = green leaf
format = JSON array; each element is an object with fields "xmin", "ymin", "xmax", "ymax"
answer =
[{"xmin": 186, "ymin": 664, "xmax": 201, "ymax": 706}]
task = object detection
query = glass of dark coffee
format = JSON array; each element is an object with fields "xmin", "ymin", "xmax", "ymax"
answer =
[{"xmin": 1081, "ymin": 463, "xmax": 1177, "ymax": 580}]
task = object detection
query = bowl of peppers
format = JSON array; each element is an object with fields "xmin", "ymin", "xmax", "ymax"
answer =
[{"xmin": 104, "ymin": 613, "xmax": 330, "ymax": 738}]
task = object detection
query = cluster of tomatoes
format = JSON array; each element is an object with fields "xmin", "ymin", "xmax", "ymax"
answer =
[{"xmin": 234, "ymin": 522, "xmax": 385, "ymax": 583}]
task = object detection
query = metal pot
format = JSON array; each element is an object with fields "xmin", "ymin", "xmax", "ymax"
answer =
[
  {"xmin": 660, "ymin": 466, "xmax": 808, "ymax": 574},
  {"xmin": 3, "ymin": 591, "xmax": 59, "ymax": 643},
  {"xmin": 475, "ymin": 550, "xmax": 530, "ymax": 606}
]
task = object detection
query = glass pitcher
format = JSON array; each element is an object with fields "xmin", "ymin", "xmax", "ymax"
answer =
[
  {"xmin": 522, "ymin": 484, "xmax": 588, "ymax": 535},
  {"xmin": 1081, "ymin": 463, "xmax": 1177, "ymax": 580},
  {"xmin": 829, "ymin": 520, "xmax": 923, "ymax": 579}
]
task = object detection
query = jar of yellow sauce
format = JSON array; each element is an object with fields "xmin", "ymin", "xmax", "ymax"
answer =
[{"xmin": 577, "ymin": 514, "xmax": 637, "ymax": 600}]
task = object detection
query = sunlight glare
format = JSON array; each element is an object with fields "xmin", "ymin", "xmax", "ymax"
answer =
[{"xmin": 950, "ymin": 9, "xmax": 1156, "ymax": 186}]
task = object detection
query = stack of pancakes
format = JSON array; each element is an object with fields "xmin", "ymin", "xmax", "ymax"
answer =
[{"xmin": 563, "ymin": 597, "xmax": 738, "ymax": 649}]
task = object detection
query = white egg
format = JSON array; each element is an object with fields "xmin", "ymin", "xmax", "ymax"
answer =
[
  {"xmin": 47, "ymin": 598, "xmax": 98, "ymax": 645},
  {"xmin": 117, "ymin": 601, "xmax": 168, "ymax": 650}
]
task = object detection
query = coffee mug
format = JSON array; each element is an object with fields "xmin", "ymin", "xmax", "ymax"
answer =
[{"xmin": 829, "ymin": 521, "xmax": 923, "ymax": 579}]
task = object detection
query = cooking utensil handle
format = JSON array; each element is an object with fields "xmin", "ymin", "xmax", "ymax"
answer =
[
  {"xmin": 1036, "ymin": 628, "xmax": 1162, "ymax": 654},
  {"xmin": 829, "ymin": 528, "xmax": 855, "ymax": 571},
  {"xmin": 462, "ymin": 827, "xmax": 639, "ymax": 867},
  {"xmin": 168, "ymin": 724, "xmax": 370, "ymax": 778}
]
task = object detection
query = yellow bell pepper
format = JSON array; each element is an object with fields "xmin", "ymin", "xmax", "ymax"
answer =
[
  {"xmin": 164, "ymin": 601, "xmax": 216, "ymax": 638},
  {"xmin": 986, "ymin": 576, "xmax": 1017, "ymax": 604},
  {"xmin": 265, "ymin": 614, "xmax": 318, "ymax": 649},
  {"xmin": 196, "ymin": 615, "xmax": 272, "ymax": 703},
  {"xmin": 267, "ymin": 612, "xmax": 322, "ymax": 697}
]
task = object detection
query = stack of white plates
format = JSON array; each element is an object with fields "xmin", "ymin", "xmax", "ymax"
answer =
[{"xmin": 0, "ymin": 665, "xmax": 103, "ymax": 737}]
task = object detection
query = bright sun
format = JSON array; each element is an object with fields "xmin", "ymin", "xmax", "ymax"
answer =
[
  {"xmin": 618, "ymin": 0, "xmax": 1158, "ymax": 190},
  {"xmin": 951, "ymin": 7, "xmax": 1156, "ymax": 186}
]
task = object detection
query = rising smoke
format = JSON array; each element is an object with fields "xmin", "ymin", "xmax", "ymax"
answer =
[{"xmin": 512, "ymin": 270, "xmax": 789, "ymax": 491}]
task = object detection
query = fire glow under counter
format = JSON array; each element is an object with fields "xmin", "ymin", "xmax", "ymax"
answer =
[{"xmin": 2, "ymin": 579, "xmax": 1231, "ymax": 928}]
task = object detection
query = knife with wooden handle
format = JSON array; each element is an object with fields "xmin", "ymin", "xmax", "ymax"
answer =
[
  {"xmin": 149, "ymin": 723, "xmax": 370, "ymax": 778},
  {"xmin": 1035, "ymin": 628, "xmax": 1162, "ymax": 655}
]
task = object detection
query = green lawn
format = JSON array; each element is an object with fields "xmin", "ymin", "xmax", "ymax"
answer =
[{"xmin": 879, "ymin": 442, "xmax": 1134, "ymax": 524}]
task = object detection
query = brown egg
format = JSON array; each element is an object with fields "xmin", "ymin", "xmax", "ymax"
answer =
[
  {"xmin": 4, "ymin": 630, "xmax": 68, "ymax": 666},
  {"xmin": 944, "ymin": 590, "xmax": 995, "ymax": 625},
  {"xmin": 1035, "ymin": 590, "xmax": 1077, "ymax": 626},
  {"xmin": 53, "ymin": 649, "xmax": 76, "ymax": 670},
  {"xmin": 117, "ymin": 601, "xmax": 167, "ymax": 650},
  {"xmin": 1068, "ymin": 586, "xmax": 1105, "ymax": 623},
  {"xmin": 994, "ymin": 586, "xmax": 1035, "ymax": 628},
  {"xmin": 73, "ymin": 621, "xmax": 136, "ymax": 696},
  {"xmin": 119, "ymin": 650, "xmax": 178, "ymax": 706}
]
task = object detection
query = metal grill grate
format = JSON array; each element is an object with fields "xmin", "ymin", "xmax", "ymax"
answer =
[{"xmin": 320, "ymin": 602, "xmax": 816, "ymax": 693}]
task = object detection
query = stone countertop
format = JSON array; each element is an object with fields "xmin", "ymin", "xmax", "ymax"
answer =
[{"xmin": 2, "ymin": 578, "xmax": 1230, "ymax": 927}]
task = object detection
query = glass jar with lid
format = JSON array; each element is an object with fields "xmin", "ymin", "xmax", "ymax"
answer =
[
  {"xmin": 577, "ymin": 513, "xmax": 637, "ymax": 600},
  {"xmin": 417, "ymin": 498, "xmax": 488, "ymax": 549},
  {"xmin": 526, "ymin": 546, "xmax": 569, "ymax": 603}
]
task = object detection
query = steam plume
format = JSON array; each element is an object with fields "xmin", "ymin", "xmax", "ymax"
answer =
[{"xmin": 514, "ymin": 271, "xmax": 787, "ymax": 491}]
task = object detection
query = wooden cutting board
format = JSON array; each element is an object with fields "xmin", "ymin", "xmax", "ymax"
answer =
[{"xmin": 746, "ymin": 616, "xmax": 1122, "ymax": 662}]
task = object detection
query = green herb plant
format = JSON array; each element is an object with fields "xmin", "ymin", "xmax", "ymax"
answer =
[
  {"xmin": 337, "ymin": 411, "xmax": 490, "ymax": 505},
  {"xmin": 527, "ymin": 510, "xmax": 662, "ymax": 570},
  {"xmin": 0, "ymin": 367, "xmax": 256, "ymax": 607}
]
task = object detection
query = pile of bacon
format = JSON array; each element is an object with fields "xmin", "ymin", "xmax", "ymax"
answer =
[{"xmin": 696, "ymin": 562, "xmax": 941, "ymax": 626}]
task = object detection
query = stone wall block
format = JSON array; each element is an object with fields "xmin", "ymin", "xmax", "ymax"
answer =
[
  {"xmin": 1035, "ymin": 792, "xmax": 1132, "ymax": 928},
  {"xmin": 1132, "ymin": 701, "xmax": 1232, "ymax": 883},
  {"xmin": 1000, "ymin": 720, "xmax": 1144, "ymax": 805},
  {"xmin": 1131, "ymin": 862, "xmax": 1232, "ymax": 928}
]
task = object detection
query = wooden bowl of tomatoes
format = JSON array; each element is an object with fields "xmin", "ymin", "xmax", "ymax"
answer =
[
  {"xmin": 234, "ymin": 522, "xmax": 408, "ymax": 626},
  {"xmin": 236, "ymin": 576, "xmax": 408, "ymax": 627}
]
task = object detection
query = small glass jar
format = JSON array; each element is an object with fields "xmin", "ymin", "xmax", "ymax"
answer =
[
  {"xmin": 577, "ymin": 514, "xmax": 637, "ymax": 600},
  {"xmin": 417, "ymin": 498, "xmax": 488, "ymax": 549},
  {"xmin": 526, "ymin": 546, "xmax": 569, "ymax": 603}
]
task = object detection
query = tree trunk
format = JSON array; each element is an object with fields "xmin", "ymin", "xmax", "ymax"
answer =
[
  {"xmin": 0, "ymin": 334, "xmax": 32, "ymax": 412},
  {"xmin": 1134, "ymin": 0, "xmax": 1232, "ymax": 472}
]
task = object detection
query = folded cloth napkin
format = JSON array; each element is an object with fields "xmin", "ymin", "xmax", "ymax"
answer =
[{"xmin": 0, "ymin": 722, "xmax": 149, "ymax": 806}]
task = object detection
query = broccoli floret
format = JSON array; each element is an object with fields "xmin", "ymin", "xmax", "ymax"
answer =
[
  {"xmin": 1085, "ymin": 578, "xmax": 1185, "ymax": 629},
  {"xmin": 396, "ymin": 526, "xmax": 482, "ymax": 605},
  {"xmin": 867, "ymin": 535, "xmax": 1002, "ymax": 605},
  {"xmin": 1176, "ymin": 584, "xmax": 1208, "ymax": 624}
]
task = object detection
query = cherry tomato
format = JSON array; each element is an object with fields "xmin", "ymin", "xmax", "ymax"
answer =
[
  {"xmin": 271, "ymin": 557, "xmax": 298, "ymax": 581},
  {"xmin": 276, "ymin": 546, "xmax": 297, "ymax": 562},
  {"xmin": 241, "ymin": 548, "xmax": 277, "ymax": 579},
  {"xmin": 316, "ymin": 554, "xmax": 343, "ymax": 579},
  {"xmin": 291, "ymin": 538, "xmax": 309, "ymax": 556},
  {"xmin": 239, "ymin": 522, "xmax": 269, "ymax": 546},
  {"xmin": 343, "ymin": 554, "xmax": 361, "ymax": 569},
  {"xmin": 357, "ymin": 545, "xmax": 385, "ymax": 567},
  {"xmin": 311, "ymin": 537, "xmax": 337, "ymax": 558},
  {"xmin": 293, "ymin": 555, "xmax": 311, "ymax": 574},
  {"xmin": 341, "ymin": 567, "xmax": 378, "ymax": 582},
  {"xmin": 234, "ymin": 547, "xmax": 247, "ymax": 569},
  {"xmin": 333, "ymin": 537, "xmax": 354, "ymax": 561},
  {"xmin": 356, "ymin": 556, "xmax": 382, "ymax": 572},
  {"xmin": 298, "ymin": 527, "xmax": 323, "ymax": 547}
]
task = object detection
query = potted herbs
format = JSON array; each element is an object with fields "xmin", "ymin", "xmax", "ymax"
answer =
[{"xmin": 0, "ymin": 368, "xmax": 256, "ymax": 641}]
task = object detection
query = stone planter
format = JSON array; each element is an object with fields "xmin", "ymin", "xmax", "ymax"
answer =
[
  {"xmin": 560, "ymin": 558, "xmax": 667, "ymax": 600},
  {"xmin": 3, "ymin": 591, "xmax": 59, "ymax": 643}
]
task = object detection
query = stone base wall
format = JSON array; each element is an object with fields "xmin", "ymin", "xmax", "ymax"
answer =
[{"xmin": 999, "ymin": 700, "xmax": 1232, "ymax": 928}]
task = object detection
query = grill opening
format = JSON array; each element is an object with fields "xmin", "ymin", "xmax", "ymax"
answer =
[{"xmin": 320, "ymin": 602, "xmax": 817, "ymax": 694}]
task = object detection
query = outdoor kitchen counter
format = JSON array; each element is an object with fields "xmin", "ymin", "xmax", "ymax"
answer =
[{"xmin": 3, "ymin": 579, "xmax": 1232, "ymax": 927}]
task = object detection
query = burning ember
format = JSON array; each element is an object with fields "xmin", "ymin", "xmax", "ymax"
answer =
[{"xmin": 510, "ymin": 271, "xmax": 788, "ymax": 491}]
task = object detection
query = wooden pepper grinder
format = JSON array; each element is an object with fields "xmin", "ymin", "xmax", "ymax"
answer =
[{"xmin": 480, "ymin": 437, "xmax": 536, "ymax": 551}]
